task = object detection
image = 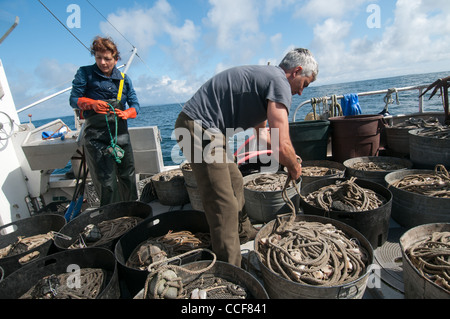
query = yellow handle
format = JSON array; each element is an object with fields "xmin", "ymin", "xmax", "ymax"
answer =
[{"xmin": 117, "ymin": 72, "xmax": 125, "ymax": 101}]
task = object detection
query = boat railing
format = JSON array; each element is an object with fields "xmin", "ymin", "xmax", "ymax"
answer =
[{"xmin": 292, "ymin": 84, "xmax": 431, "ymax": 122}]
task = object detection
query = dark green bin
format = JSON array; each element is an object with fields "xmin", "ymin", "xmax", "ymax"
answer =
[{"xmin": 289, "ymin": 120, "xmax": 330, "ymax": 161}]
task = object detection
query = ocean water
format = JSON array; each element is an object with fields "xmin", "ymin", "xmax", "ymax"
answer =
[{"xmin": 31, "ymin": 71, "xmax": 449, "ymax": 166}]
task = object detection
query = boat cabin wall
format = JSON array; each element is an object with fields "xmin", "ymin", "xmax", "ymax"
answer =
[{"xmin": 0, "ymin": 59, "xmax": 32, "ymax": 226}]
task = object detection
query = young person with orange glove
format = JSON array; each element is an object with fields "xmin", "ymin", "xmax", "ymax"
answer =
[{"xmin": 70, "ymin": 36, "xmax": 140, "ymax": 206}]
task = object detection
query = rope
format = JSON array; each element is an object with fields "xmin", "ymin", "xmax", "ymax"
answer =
[
  {"xmin": 69, "ymin": 216, "xmax": 143, "ymax": 249},
  {"xmin": 126, "ymin": 230, "xmax": 211, "ymax": 270},
  {"xmin": 406, "ymin": 231, "xmax": 450, "ymax": 292},
  {"xmin": 105, "ymin": 104, "xmax": 124, "ymax": 163},
  {"xmin": 143, "ymin": 248, "xmax": 217, "ymax": 299},
  {"xmin": 259, "ymin": 221, "xmax": 368, "ymax": 286},
  {"xmin": 389, "ymin": 164, "xmax": 450, "ymax": 198},
  {"xmin": 244, "ymin": 174, "xmax": 288, "ymax": 191},
  {"xmin": 414, "ymin": 126, "xmax": 450, "ymax": 139},
  {"xmin": 20, "ymin": 268, "xmax": 105, "ymax": 299},
  {"xmin": 382, "ymin": 88, "xmax": 400, "ymax": 113},
  {"xmin": 330, "ymin": 95, "xmax": 343, "ymax": 117},
  {"xmin": 0, "ymin": 232, "xmax": 54, "ymax": 260},
  {"xmin": 256, "ymin": 172, "xmax": 369, "ymax": 287},
  {"xmin": 303, "ymin": 177, "xmax": 386, "ymax": 212},
  {"xmin": 390, "ymin": 117, "xmax": 441, "ymax": 129},
  {"xmin": 349, "ymin": 161, "xmax": 408, "ymax": 172},
  {"xmin": 302, "ymin": 166, "xmax": 344, "ymax": 177}
]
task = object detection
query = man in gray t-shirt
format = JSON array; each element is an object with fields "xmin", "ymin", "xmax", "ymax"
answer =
[
  {"xmin": 175, "ymin": 48, "xmax": 318, "ymax": 267},
  {"xmin": 182, "ymin": 64, "xmax": 292, "ymax": 133}
]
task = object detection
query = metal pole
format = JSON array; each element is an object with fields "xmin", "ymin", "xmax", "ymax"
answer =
[
  {"xmin": 17, "ymin": 64, "xmax": 127, "ymax": 114},
  {"xmin": 122, "ymin": 47, "xmax": 138, "ymax": 76},
  {"xmin": 292, "ymin": 84, "xmax": 431, "ymax": 121},
  {"xmin": 0, "ymin": 16, "xmax": 19, "ymax": 45}
]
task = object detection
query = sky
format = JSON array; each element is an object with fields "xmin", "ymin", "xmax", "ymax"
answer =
[{"xmin": 0, "ymin": 0, "xmax": 449, "ymax": 121}]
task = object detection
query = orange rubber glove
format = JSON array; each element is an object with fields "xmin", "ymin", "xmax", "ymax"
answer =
[
  {"xmin": 77, "ymin": 97, "xmax": 110, "ymax": 114},
  {"xmin": 113, "ymin": 107, "xmax": 137, "ymax": 120}
]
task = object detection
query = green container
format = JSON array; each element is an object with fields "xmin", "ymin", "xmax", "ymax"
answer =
[{"xmin": 289, "ymin": 120, "xmax": 330, "ymax": 161}]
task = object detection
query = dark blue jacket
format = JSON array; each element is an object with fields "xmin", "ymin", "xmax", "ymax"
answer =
[{"xmin": 70, "ymin": 63, "xmax": 140, "ymax": 118}]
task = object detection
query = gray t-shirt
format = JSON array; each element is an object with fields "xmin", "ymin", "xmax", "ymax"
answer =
[{"xmin": 182, "ymin": 65, "xmax": 292, "ymax": 133}]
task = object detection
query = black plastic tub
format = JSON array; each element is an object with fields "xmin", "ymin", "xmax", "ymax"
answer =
[
  {"xmin": 300, "ymin": 178, "xmax": 392, "ymax": 248},
  {"xmin": 54, "ymin": 201, "xmax": 152, "ymax": 251},
  {"xmin": 0, "ymin": 214, "xmax": 66, "ymax": 279},
  {"xmin": 114, "ymin": 210, "xmax": 210, "ymax": 297},
  {"xmin": 0, "ymin": 248, "xmax": 119, "ymax": 299}
]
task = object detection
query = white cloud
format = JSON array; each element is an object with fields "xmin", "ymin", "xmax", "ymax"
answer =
[
  {"xmin": 305, "ymin": 0, "xmax": 450, "ymax": 84},
  {"xmin": 205, "ymin": 0, "xmax": 265, "ymax": 64},
  {"xmin": 295, "ymin": 0, "xmax": 371, "ymax": 23},
  {"xmin": 34, "ymin": 58, "xmax": 78, "ymax": 89},
  {"xmin": 135, "ymin": 73, "xmax": 201, "ymax": 106},
  {"xmin": 99, "ymin": 0, "xmax": 200, "ymax": 74}
]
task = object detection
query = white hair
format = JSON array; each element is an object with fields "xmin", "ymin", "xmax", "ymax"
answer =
[{"xmin": 279, "ymin": 48, "xmax": 319, "ymax": 80}]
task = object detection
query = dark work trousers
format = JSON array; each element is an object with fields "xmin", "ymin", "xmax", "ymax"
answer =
[
  {"xmin": 83, "ymin": 112, "xmax": 138, "ymax": 207},
  {"xmin": 175, "ymin": 111, "xmax": 244, "ymax": 267}
]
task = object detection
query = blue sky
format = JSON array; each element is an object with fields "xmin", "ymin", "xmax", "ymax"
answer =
[{"xmin": 1, "ymin": 0, "xmax": 449, "ymax": 121}]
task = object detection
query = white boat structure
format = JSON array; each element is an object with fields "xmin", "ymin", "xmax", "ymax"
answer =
[{"xmin": 0, "ymin": 16, "xmax": 449, "ymax": 300}]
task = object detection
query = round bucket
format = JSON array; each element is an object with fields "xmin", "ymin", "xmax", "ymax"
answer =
[
  {"xmin": 0, "ymin": 214, "xmax": 66, "ymax": 279},
  {"xmin": 185, "ymin": 184, "xmax": 204, "ymax": 212},
  {"xmin": 54, "ymin": 201, "xmax": 152, "ymax": 251},
  {"xmin": 180, "ymin": 161, "xmax": 197, "ymax": 187},
  {"xmin": 385, "ymin": 169, "xmax": 450, "ymax": 228},
  {"xmin": 400, "ymin": 223, "xmax": 450, "ymax": 299},
  {"xmin": 151, "ymin": 169, "xmax": 190, "ymax": 206},
  {"xmin": 114, "ymin": 210, "xmax": 210, "ymax": 297},
  {"xmin": 243, "ymin": 172, "xmax": 301, "ymax": 223},
  {"xmin": 134, "ymin": 260, "xmax": 269, "ymax": 299},
  {"xmin": 344, "ymin": 156, "xmax": 413, "ymax": 186},
  {"xmin": 300, "ymin": 178, "xmax": 392, "ymax": 248},
  {"xmin": 0, "ymin": 247, "xmax": 119, "ymax": 299},
  {"xmin": 289, "ymin": 120, "xmax": 330, "ymax": 161},
  {"xmin": 329, "ymin": 114, "xmax": 383, "ymax": 163},
  {"xmin": 409, "ymin": 129, "xmax": 450, "ymax": 169},
  {"xmin": 383, "ymin": 112, "xmax": 445, "ymax": 156},
  {"xmin": 300, "ymin": 160, "xmax": 345, "ymax": 187},
  {"xmin": 254, "ymin": 214, "xmax": 374, "ymax": 299}
]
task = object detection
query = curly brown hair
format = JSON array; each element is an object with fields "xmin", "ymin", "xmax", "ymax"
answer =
[{"xmin": 90, "ymin": 36, "xmax": 121, "ymax": 61}]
